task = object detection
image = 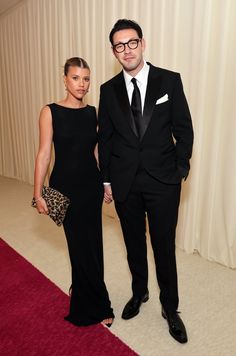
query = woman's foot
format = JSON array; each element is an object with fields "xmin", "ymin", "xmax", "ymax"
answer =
[{"xmin": 102, "ymin": 318, "xmax": 114, "ymax": 328}]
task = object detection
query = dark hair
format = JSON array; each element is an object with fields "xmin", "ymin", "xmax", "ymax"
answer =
[
  {"xmin": 109, "ymin": 19, "xmax": 143, "ymax": 45},
  {"xmin": 64, "ymin": 57, "xmax": 90, "ymax": 76}
]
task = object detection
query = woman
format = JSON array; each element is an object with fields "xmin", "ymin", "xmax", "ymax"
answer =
[{"xmin": 33, "ymin": 57, "xmax": 114, "ymax": 327}]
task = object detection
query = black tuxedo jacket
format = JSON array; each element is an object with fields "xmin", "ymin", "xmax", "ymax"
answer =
[{"xmin": 98, "ymin": 63, "xmax": 193, "ymax": 202}]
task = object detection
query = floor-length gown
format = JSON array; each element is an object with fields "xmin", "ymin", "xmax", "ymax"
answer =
[{"xmin": 48, "ymin": 103, "xmax": 114, "ymax": 326}]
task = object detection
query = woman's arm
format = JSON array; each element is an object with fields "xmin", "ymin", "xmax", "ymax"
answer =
[{"xmin": 33, "ymin": 105, "xmax": 53, "ymax": 214}]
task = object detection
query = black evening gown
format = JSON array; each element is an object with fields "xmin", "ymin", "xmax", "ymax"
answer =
[{"xmin": 48, "ymin": 103, "xmax": 114, "ymax": 326}]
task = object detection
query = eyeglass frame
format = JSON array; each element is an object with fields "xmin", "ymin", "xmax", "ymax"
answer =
[{"xmin": 112, "ymin": 38, "xmax": 142, "ymax": 53}]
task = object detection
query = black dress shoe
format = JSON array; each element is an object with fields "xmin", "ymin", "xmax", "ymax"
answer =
[
  {"xmin": 103, "ymin": 318, "xmax": 114, "ymax": 328},
  {"xmin": 162, "ymin": 307, "xmax": 188, "ymax": 343},
  {"xmin": 122, "ymin": 291, "xmax": 149, "ymax": 320}
]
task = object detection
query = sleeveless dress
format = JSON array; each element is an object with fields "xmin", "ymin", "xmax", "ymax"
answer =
[{"xmin": 48, "ymin": 103, "xmax": 114, "ymax": 326}]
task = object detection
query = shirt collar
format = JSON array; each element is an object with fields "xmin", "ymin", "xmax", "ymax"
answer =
[{"xmin": 123, "ymin": 61, "xmax": 150, "ymax": 87}]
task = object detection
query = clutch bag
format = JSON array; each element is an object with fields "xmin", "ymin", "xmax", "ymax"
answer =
[{"xmin": 31, "ymin": 186, "xmax": 70, "ymax": 226}]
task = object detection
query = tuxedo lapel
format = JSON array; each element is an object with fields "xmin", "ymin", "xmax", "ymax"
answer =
[
  {"xmin": 112, "ymin": 66, "xmax": 163, "ymax": 141},
  {"xmin": 113, "ymin": 72, "xmax": 139, "ymax": 138},
  {"xmin": 141, "ymin": 65, "xmax": 163, "ymax": 140}
]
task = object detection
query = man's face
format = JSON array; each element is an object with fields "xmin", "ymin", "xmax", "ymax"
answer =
[{"xmin": 112, "ymin": 29, "xmax": 145, "ymax": 76}]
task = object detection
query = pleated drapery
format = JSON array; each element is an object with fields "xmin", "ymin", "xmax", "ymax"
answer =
[{"xmin": 1, "ymin": 0, "xmax": 236, "ymax": 267}]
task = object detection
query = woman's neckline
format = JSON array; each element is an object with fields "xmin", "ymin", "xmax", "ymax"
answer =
[{"xmin": 54, "ymin": 103, "xmax": 88, "ymax": 110}]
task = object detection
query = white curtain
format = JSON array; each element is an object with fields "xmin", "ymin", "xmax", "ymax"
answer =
[{"xmin": 0, "ymin": 0, "xmax": 236, "ymax": 267}]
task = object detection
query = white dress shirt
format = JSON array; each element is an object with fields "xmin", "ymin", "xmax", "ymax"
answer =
[{"xmin": 123, "ymin": 61, "xmax": 150, "ymax": 113}]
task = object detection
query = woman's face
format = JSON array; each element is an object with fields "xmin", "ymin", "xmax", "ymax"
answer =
[{"xmin": 64, "ymin": 66, "xmax": 90, "ymax": 100}]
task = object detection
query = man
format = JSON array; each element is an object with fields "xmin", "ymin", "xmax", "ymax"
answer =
[{"xmin": 98, "ymin": 19, "xmax": 193, "ymax": 343}]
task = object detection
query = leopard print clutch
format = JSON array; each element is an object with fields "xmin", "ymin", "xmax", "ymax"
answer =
[{"xmin": 31, "ymin": 186, "xmax": 70, "ymax": 226}]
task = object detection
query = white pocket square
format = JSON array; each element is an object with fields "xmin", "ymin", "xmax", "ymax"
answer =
[{"xmin": 155, "ymin": 94, "xmax": 168, "ymax": 105}]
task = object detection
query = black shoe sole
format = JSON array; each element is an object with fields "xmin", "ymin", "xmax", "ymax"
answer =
[
  {"xmin": 122, "ymin": 309, "xmax": 140, "ymax": 320},
  {"xmin": 122, "ymin": 294, "xmax": 149, "ymax": 320},
  {"xmin": 143, "ymin": 295, "xmax": 149, "ymax": 303},
  {"xmin": 161, "ymin": 310, "xmax": 167, "ymax": 319},
  {"xmin": 104, "ymin": 323, "xmax": 112, "ymax": 328},
  {"xmin": 161, "ymin": 311, "xmax": 188, "ymax": 344}
]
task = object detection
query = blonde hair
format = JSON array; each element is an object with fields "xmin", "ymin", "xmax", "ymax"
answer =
[{"xmin": 64, "ymin": 57, "xmax": 90, "ymax": 76}]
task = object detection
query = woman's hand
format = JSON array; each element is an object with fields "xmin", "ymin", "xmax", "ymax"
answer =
[
  {"xmin": 36, "ymin": 197, "xmax": 49, "ymax": 215},
  {"xmin": 104, "ymin": 184, "xmax": 113, "ymax": 204}
]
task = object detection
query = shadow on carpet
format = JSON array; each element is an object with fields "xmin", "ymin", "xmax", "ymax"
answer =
[{"xmin": 0, "ymin": 238, "xmax": 138, "ymax": 356}]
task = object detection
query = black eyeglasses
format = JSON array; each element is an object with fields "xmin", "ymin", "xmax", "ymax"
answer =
[{"xmin": 113, "ymin": 39, "xmax": 141, "ymax": 53}]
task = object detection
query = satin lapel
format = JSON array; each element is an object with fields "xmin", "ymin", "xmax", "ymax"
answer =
[
  {"xmin": 141, "ymin": 66, "xmax": 163, "ymax": 140},
  {"xmin": 113, "ymin": 73, "xmax": 139, "ymax": 138}
]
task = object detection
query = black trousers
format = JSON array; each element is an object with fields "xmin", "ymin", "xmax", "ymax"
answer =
[{"xmin": 115, "ymin": 169, "xmax": 181, "ymax": 312}]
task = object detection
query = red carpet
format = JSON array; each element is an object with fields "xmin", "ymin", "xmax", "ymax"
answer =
[{"xmin": 0, "ymin": 238, "xmax": 138, "ymax": 356}]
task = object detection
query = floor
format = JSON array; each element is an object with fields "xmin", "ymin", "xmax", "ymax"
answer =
[{"xmin": 0, "ymin": 175, "xmax": 236, "ymax": 356}]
